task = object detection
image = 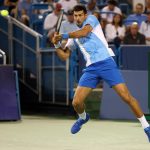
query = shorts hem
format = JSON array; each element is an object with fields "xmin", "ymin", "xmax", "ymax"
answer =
[
  {"xmin": 109, "ymin": 81, "xmax": 125, "ymax": 88},
  {"xmin": 78, "ymin": 84, "xmax": 96, "ymax": 89}
]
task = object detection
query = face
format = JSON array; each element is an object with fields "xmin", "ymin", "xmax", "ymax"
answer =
[
  {"xmin": 130, "ymin": 24, "xmax": 139, "ymax": 35},
  {"xmin": 108, "ymin": 4, "xmax": 115, "ymax": 11},
  {"xmin": 135, "ymin": 4, "xmax": 143, "ymax": 14},
  {"xmin": 147, "ymin": 13, "xmax": 150, "ymax": 21},
  {"xmin": 146, "ymin": 0, "xmax": 150, "ymax": 5},
  {"xmin": 114, "ymin": 14, "xmax": 121, "ymax": 23},
  {"xmin": 88, "ymin": 1, "xmax": 96, "ymax": 10},
  {"xmin": 21, "ymin": 9, "xmax": 27, "ymax": 15},
  {"xmin": 54, "ymin": 9, "xmax": 61, "ymax": 16},
  {"xmin": 67, "ymin": 14, "xmax": 74, "ymax": 23},
  {"xmin": 73, "ymin": 10, "xmax": 87, "ymax": 27}
]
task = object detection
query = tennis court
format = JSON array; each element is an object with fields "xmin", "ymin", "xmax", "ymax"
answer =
[{"xmin": 0, "ymin": 115, "xmax": 149, "ymax": 150}]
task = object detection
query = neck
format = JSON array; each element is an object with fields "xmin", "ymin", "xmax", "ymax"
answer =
[
  {"xmin": 114, "ymin": 23, "xmax": 119, "ymax": 27},
  {"xmin": 132, "ymin": 34, "xmax": 137, "ymax": 38}
]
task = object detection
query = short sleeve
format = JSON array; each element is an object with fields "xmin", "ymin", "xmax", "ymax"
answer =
[
  {"xmin": 65, "ymin": 39, "xmax": 77, "ymax": 51},
  {"xmin": 84, "ymin": 15, "xmax": 98, "ymax": 28}
]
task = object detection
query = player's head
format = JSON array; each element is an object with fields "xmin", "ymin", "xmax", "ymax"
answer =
[{"xmin": 73, "ymin": 5, "xmax": 87, "ymax": 27}]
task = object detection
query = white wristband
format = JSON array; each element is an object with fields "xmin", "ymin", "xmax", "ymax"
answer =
[{"xmin": 54, "ymin": 42, "xmax": 61, "ymax": 49}]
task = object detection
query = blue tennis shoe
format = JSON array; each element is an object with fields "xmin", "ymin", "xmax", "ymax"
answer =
[
  {"xmin": 71, "ymin": 113, "xmax": 90, "ymax": 134},
  {"xmin": 144, "ymin": 126, "xmax": 150, "ymax": 142}
]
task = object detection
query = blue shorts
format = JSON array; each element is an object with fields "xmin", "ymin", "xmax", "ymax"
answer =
[{"xmin": 78, "ymin": 58, "xmax": 124, "ymax": 88}]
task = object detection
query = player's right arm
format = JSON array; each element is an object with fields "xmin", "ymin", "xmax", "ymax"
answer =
[
  {"xmin": 52, "ymin": 33, "xmax": 71, "ymax": 61},
  {"xmin": 55, "ymin": 47, "xmax": 71, "ymax": 61}
]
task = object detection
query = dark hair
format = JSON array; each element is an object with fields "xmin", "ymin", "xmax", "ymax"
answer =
[
  {"xmin": 73, "ymin": 5, "xmax": 87, "ymax": 14},
  {"xmin": 92, "ymin": 11, "xmax": 101, "ymax": 22},
  {"xmin": 112, "ymin": 13, "xmax": 123, "ymax": 27},
  {"xmin": 107, "ymin": 0, "xmax": 117, "ymax": 6},
  {"xmin": 67, "ymin": 9, "xmax": 73, "ymax": 15},
  {"xmin": 136, "ymin": 3, "xmax": 144, "ymax": 9}
]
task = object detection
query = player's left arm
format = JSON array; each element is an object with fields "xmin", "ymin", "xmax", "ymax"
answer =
[
  {"xmin": 55, "ymin": 24, "xmax": 93, "ymax": 41},
  {"xmin": 69, "ymin": 24, "xmax": 93, "ymax": 38}
]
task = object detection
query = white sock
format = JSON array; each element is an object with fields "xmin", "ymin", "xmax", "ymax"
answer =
[
  {"xmin": 138, "ymin": 115, "xmax": 149, "ymax": 129},
  {"xmin": 78, "ymin": 110, "xmax": 86, "ymax": 120}
]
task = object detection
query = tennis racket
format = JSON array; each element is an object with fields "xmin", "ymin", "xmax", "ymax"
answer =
[{"xmin": 56, "ymin": 9, "xmax": 64, "ymax": 33}]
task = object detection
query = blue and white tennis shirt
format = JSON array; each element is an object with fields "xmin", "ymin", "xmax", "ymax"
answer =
[{"xmin": 65, "ymin": 15, "xmax": 115, "ymax": 67}]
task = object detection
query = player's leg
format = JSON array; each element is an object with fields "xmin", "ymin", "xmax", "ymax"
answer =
[
  {"xmin": 71, "ymin": 86, "xmax": 92, "ymax": 134},
  {"xmin": 112, "ymin": 83, "xmax": 143, "ymax": 118},
  {"xmin": 72, "ymin": 86, "xmax": 92, "ymax": 114},
  {"xmin": 100, "ymin": 58, "xmax": 147, "ymax": 121},
  {"xmin": 100, "ymin": 58, "xmax": 150, "ymax": 141},
  {"xmin": 113, "ymin": 83, "xmax": 150, "ymax": 142},
  {"xmin": 71, "ymin": 68, "xmax": 99, "ymax": 134}
]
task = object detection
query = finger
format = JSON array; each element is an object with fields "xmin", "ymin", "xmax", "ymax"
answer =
[
  {"xmin": 54, "ymin": 32, "xmax": 59, "ymax": 36},
  {"xmin": 55, "ymin": 36, "xmax": 61, "ymax": 41},
  {"xmin": 52, "ymin": 36, "xmax": 60, "ymax": 44},
  {"xmin": 55, "ymin": 35, "xmax": 62, "ymax": 40}
]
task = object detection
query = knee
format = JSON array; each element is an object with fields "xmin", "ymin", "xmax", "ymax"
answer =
[
  {"xmin": 72, "ymin": 100, "xmax": 80, "ymax": 108},
  {"xmin": 72, "ymin": 96, "xmax": 82, "ymax": 108}
]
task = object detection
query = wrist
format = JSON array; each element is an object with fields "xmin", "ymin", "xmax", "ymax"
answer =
[
  {"xmin": 61, "ymin": 33, "xmax": 69, "ymax": 39},
  {"xmin": 54, "ymin": 41, "xmax": 61, "ymax": 49}
]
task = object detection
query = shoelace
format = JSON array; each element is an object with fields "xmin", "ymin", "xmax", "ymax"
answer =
[{"xmin": 73, "ymin": 119, "xmax": 84, "ymax": 127}]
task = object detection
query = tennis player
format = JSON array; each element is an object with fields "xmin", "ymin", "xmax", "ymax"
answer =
[{"xmin": 52, "ymin": 5, "xmax": 150, "ymax": 142}]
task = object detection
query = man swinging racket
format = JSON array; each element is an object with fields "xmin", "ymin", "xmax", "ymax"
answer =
[{"xmin": 52, "ymin": 5, "xmax": 150, "ymax": 142}]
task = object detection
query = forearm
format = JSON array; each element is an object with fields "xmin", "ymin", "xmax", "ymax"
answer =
[
  {"xmin": 55, "ymin": 46, "xmax": 70, "ymax": 61},
  {"xmin": 61, "ymin": 25, "xmax": 93, "ymax": 39},
  {"xmin": 69, "ymin": 29, "xmax": 88, "ymax": 38}
]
